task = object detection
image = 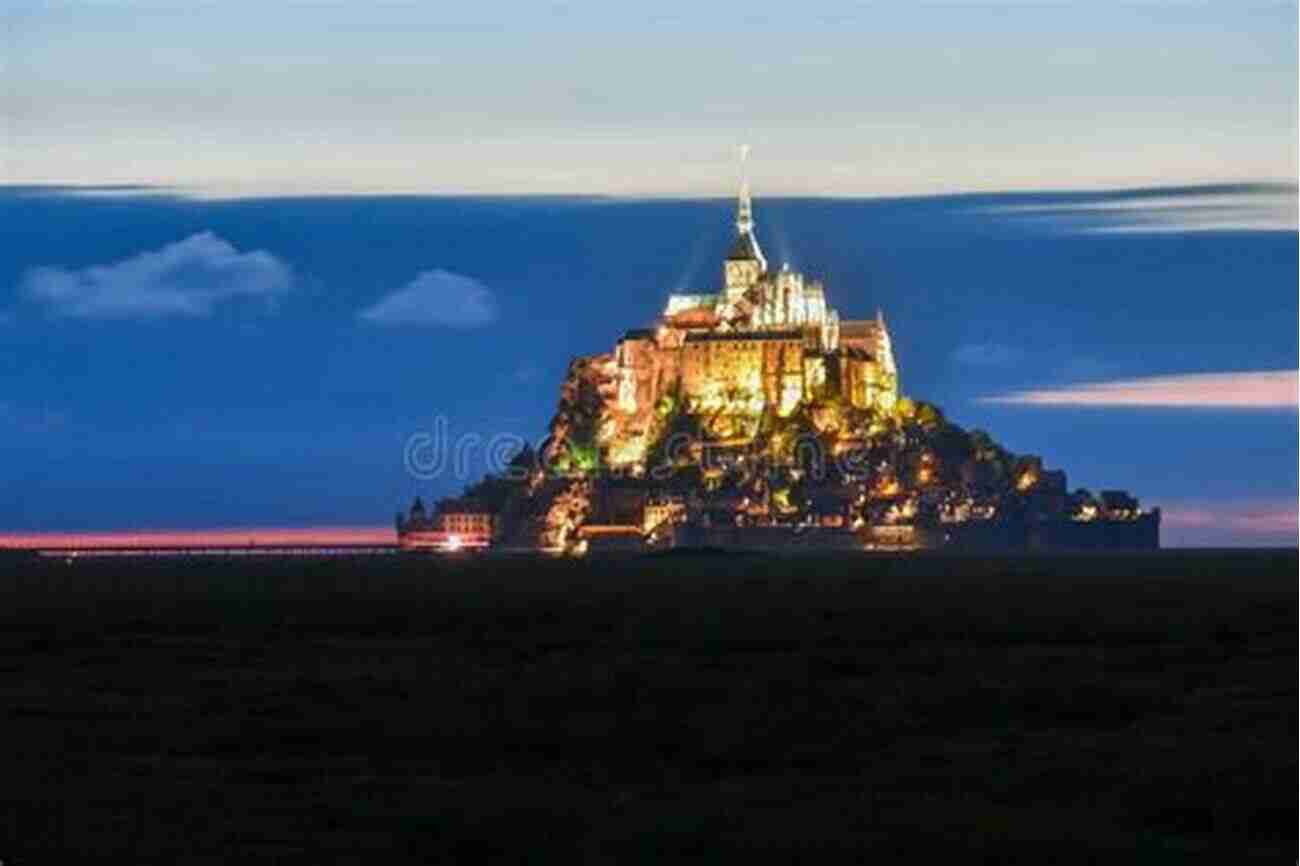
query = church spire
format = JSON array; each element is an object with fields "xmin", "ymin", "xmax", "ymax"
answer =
[
  {"xmin": 726, "ymin": 144, "xmax": 766, "ymax": 273},
  {"xmin": 735, "ymin": 144, "xmax": 754, "ymax": 237}
]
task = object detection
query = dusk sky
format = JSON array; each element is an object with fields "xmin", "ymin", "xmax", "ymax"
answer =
[
  {"xmin": 2, "ymin": 2, "xmax": 1296, "ymax": 546},
  {"xmin": 7, "ymin": 2, "xmax": 1296, "ymax": 195}
]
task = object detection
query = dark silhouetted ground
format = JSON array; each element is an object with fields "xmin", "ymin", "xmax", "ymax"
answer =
[{"xmin": 1, "ymin": 549, "xmax": 1294, "ymax": 863}]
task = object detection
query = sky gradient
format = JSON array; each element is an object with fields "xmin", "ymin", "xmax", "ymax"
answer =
[
  {"xmin": 2, "ymin": 2, "xmax": 1296, "ymax": 547},
  {"xmin": 5, "ymin": 2, "xmax": 1297, "ymax": 196}
]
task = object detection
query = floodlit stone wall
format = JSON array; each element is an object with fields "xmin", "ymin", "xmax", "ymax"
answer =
[{"xmin": 678, "ymin": 336, "xmax": 804, "ymax": 414}]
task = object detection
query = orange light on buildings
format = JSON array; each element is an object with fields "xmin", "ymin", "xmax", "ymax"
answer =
[{"xmin": 875, "ymin": 478, "xmax": 901, "ymax": 497}]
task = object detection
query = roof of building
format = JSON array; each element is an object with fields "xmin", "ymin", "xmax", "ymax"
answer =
[
  {"xmin": 621, "ymin": 328, "xmax": 655, "ymax": 341},
  {"xmin": 436, "ymin": 498, "xmax": 494, "ymax": 515},
  {"xmin": 1099, "ymin": 490, "xmax": 1138, "ymax": 507},
  {"xmin": 726, "ymin": 231, "xmax": 764, "ymax": 262},
  {"xmin": 839, "ymin": 320, "xmax": 884, "ymax": 340},
  {"xmin": 666, "ymin": 308, "xmax": 720, "ymax": 328}
]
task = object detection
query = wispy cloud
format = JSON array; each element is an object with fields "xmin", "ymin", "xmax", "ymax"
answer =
[
  {"xmin": 1160, "ymin": 498, "xmax": 1297, "ymax": 547},
  {"xmin": 951, "ymin": 342, "xmax": 1023, "ymax": 368},
  {"xmin": 1163, "ymin": 500, "xmax": 1298, "ymax": 534},
  {"xmin": 984, "ymin": 184, "xmax": 1298, "ymax": 234},
  {"xmin": 359, "ymin": 269, "xmax": 497, "ymax": 327},
  {"xmin": 20, "ymin": 231, "xmax": 293, "ymax": 319},
  {"xmin": 980, "ymin": 370, "xmax": 1297, "ymax": 409}
]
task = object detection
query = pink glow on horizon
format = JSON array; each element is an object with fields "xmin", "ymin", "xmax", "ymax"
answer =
[
  {"xmin": 0, "ymin": 526, "xmax": 396, "ymax": 550},
  {"xmin": 1161, "ymin": 502, "xmax": 1298, "ymax": 534},
  {"xmin": 981, "ymin": 370, "xmax": 1298, "ymax": 408},
  {"xmin": 1160, "ymin": 499, "xmax": 1298, "ymax": 547},
  {"xmin": 2, "ymin": 508, "xmax": 1293, "ymax": 551}
]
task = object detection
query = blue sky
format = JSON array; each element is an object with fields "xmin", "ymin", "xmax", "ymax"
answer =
[
  {"xmin": 1, "ymin": 2, "xmax": 1296, "ymax": 545},
  {"xmin": 1, "ymin": 185, "xmax": 1295, "ymax": 544}
]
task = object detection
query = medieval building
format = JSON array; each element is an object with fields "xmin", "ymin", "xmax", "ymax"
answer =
[
  {"xmin": 397, "ymin": 153, "xmax": 1158, "ymax": 553},
  {"xmin": 602, "ymin": 158, "xmax": 898, "ymax": 466}
]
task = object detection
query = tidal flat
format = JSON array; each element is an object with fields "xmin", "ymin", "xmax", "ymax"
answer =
[{"xmin": 1, "ymin": 549, "xmax": 1294, "ymax": 863}]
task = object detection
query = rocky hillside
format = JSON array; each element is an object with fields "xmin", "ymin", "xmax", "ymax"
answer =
[{"xmin": 456, "ymin": 352, "xmax": 1133, "ymax": 552}]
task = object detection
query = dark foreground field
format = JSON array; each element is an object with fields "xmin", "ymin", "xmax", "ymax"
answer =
[{"xmin": 1, "ymin": 549, "xmax": 1295, "ymax": 863}]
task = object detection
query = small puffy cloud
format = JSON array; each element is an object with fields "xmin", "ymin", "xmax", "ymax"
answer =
[
  {"xmin": 951, "ymin": 342, "xmax": 1022, "ymax": 368},
  {"xmin": 20, "ymin": 231, "xmax": 293, "ymax": 319},
  {"xmin": 359, "ymin": 269, "xmax": 497, "ymax": 327},
  {"xmin": 980, "ymin": 370, "xmax": 1298, "ymax": 409}
]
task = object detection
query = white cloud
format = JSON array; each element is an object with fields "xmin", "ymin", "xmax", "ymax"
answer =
[
  {"xmin": 21, "ymin": 231, "xmax": 292, "ymax": 319},
  {"xmin": 951, "ymin": 342, "xmax": 1022, "ymax": 368},
  {"xmin": 359, "ymin": 269, "xmax": 497, "ymax": 327},
  {"xmin": 980, "ymin": 370, "xmax": 1298, "ymax": 409}
]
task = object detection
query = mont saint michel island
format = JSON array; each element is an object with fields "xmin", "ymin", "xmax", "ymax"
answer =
[{"xmin": 397, "ymin": 165, "xmax": 1160, "ymax": 555}]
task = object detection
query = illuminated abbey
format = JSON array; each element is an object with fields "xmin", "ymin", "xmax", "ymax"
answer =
[
  {"xmin": 599, "ymin": 154, "xmax": 898, "ymax": 467},
  {"xmin": 398, "ymin": 152, "xmax": 1159, "ymax": 554}
]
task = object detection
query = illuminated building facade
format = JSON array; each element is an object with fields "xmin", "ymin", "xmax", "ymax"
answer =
[
  {"xmin": 395, "ymin": 497, "xmax": 496, "ymax": 551},
  {"xmin": 605, "ymin": 157, "xmax": 898, "ymax": 465}
]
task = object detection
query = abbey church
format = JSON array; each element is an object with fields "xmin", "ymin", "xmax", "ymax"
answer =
[{"xmin": 601, "ymin": 162, "xmax": 899, "ymax": 465}]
